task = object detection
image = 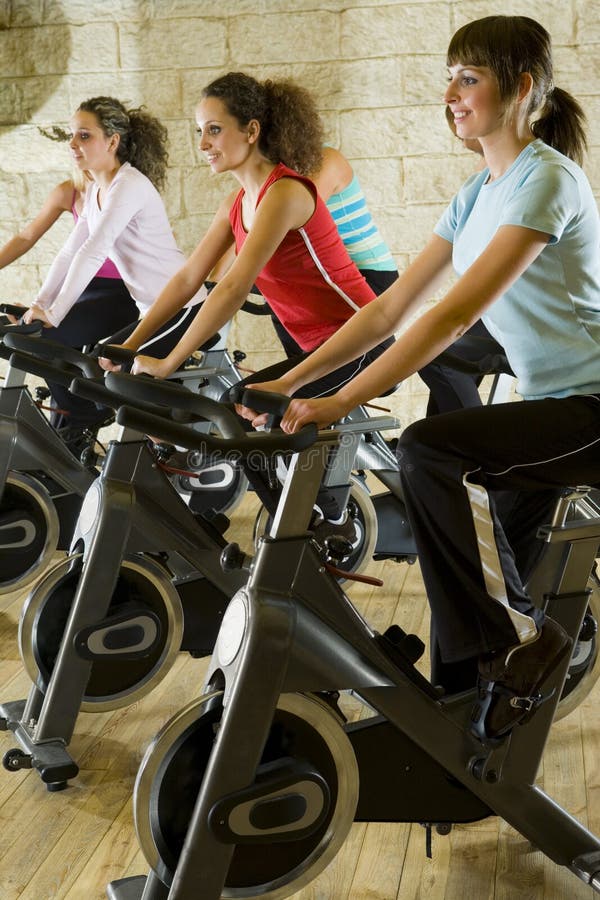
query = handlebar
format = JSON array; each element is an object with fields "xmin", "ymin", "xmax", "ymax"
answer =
[
  {"xmin": 0, "ymin": 303, "xmax": 29, "ymax": 318},
  {"xmin": 8, "ymin": 351, "xmax": 84, "ymax": 389},
  {"xmin": 240, "ymin": 298, "xmax": 271, "ymax": 316},
  {"xmin": 115, "ymin": 403, "xmax": 318, "ymax": 457},
  {"xmin": 0, "ymin": 320, "xmax": 43, "ymax": 339},
  {"xmin": 230, "ymin": 386, "xmax": 293, "ymax": 420},
  {"xmin": 104, "ymin": 372, "xmax": 247, "ymax": 439},
  {"xmin": 69, "ymin": 375, "xmax": 185, "ymax": 420},
  {"xmin": 227, "ymin": 387, "xmax": 293, "ymax": 437},
  {"xmin": 4, "ymin": 333, "xmax": 103, "ymax": 379},
  {"xmin": 104, "ymin": 375, "xmax": 318, "ymax": 454},
  {"xmin": 91, "ymin": 343, "xmax": 136, "ymax": 366}
]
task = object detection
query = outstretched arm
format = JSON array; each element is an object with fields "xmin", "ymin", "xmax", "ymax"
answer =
[
  {"xmin": 255, "ymin": 232, "xmax": 454, "ymax": 402},
  {"xmin": 278, "ymin": 224, "xmax": 550, "ymax": 431},
  {"xmin": 131, "ymin": 177, "xmax": 316, "ymax": 378},
  {"xmin": 119, "ymin": 193, "xmax": 237, "ymax": 364},
  {"xmin": 0, "ymin": 180, "xmax": 74, "ymax": 270}
]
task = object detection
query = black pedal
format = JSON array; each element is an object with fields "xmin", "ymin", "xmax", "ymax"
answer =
[
  {"xmin": 198, "ymin": 507, "xmax": 230, "ymax": 535},
  {"xmin": 152, "ymin": 441, "xmax": 176, "ymax": 464},
  {"xmin": 382, "ymin": 624, "xmax": 425, "ymax": 664},
  {"xmin": 220, "ymin": 542, "xmax": 248, "ymax": 572},
  {"xmin": 233, "ymin": 349, "xmax": 247, "ymax": 363},
  {"xmin": 35, "ymin": 386, "xmax": 51, "ymax": 401},
  {"xmin": 80, "ymin": 446, "xmax": 99, "ymax": 469}
]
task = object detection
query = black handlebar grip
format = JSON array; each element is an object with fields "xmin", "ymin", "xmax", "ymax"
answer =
[
  {"xmin": 115, "ymin": 404, "xmax": 318, "ymax": 456},
  {"xmin": 3, "ymin": 333, "xmax": 103, "ymax": 379},
  {"xmin": 8, "ymin": 351, "xmax": 81, "ymax": 388},
  {"xmin": 238, "ymin": 388, "xmax": 291, "ymax": 418},
  {"xmin": 69, "ymin": 376, "xmax": 119, "ymax": 408},
  {"xmin": 240, "ymin": 298, "xmax": 271, "ymax": 316},
  {"xmin": 69, "ymin": 376, "xmax": 182, "ymax": 419},
  {"xmin": 0, "ymin": 303, "xmax": 29, "ymax": 317},
  {"xmin": 92, "ymin": 343, "xmax": 137, "ymax": 365},
  {"xmin": 0, "ymin": 321, "xmax": 43, "ymax": 338},
  {"xmin": 105, "ymin": 372, "xmax": 246, "ymax": 439}
]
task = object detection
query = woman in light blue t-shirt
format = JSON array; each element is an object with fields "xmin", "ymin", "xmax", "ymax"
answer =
[{"xmin": 244, "ymin": 15, "xmax": 600, "ymax": 741}]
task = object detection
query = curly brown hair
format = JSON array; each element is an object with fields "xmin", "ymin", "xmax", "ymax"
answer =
[
  {"xmin": 201, "ymin": 72, "xmax": 324, "ymax": 175},
  {"xmin": 77, "ymin": 97, "xmax": 170, "ymax": 190}
]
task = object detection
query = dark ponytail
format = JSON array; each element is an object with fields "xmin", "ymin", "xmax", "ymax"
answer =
[
  {"xmin": 202, "ymin": 72, "xmax": 323, "ymax": 175},
  {"xmin": 532, "ymin": 87, "xmax": 587, "ymax": 165},
  {"xmin": 448, "ymin": 16, "xmax": 588, "ymax": 164}
]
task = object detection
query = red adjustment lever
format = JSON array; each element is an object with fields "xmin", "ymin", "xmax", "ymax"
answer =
[{"xmin": 324, "ymin": 562, "xmax": 384, "ymax": 587}]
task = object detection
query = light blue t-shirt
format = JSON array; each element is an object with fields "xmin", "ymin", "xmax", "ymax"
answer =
[{"xmin": 434, "ymin": 139, "xmax": 600, "ymax": 400}]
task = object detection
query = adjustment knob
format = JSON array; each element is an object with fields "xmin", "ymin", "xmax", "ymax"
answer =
[{"xmin": 221, "ymin": 542, "xmax": 248, "ymax": 572}]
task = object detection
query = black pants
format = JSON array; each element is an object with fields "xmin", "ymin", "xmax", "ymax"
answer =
[
  {"xmin": 418, "ymin": 320, "xmax": 504, "ymax": 416},
  {"xmin": 46, "ymin": 277, "xmax": 138, "ymax": 427},
  {"xmin": 56, "ymin": 303, "xmax": 209, "ymax": 430},
  {"xmin": 106, "ymin": 302, "xmax": 212, "ymax": 360},
  {"xmin": 397, "ymin": 394, "xmax": 600, "ymax": 689}
]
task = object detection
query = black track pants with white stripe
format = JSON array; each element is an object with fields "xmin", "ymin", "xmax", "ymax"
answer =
[{"xmin": 397, "ymin": 393, "xmax": 600, "ymax": 669}]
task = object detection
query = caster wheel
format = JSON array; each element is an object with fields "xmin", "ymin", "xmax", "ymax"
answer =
[
  {"xmin": 19, "ymin": 553, "xmax": 184, "ymax": 711},
  {"xmin": 134, "ymin": 692, "xmax": 359, "ymax": 897},
  {"xmin": 0, "ymin": 471, "xmax": 59, "ymax": 594},
  {"xmin": 253, "ymin": 475, "xmax": 378, "ymax": 582},
  {"xmin": 3, "ymin": 747, "xmax": 31, "ymax": 772}
]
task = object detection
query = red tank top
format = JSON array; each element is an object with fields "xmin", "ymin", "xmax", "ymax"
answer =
[{"xmin": 229, "ymin": 163, "xmax": 375, "ymax": 350}]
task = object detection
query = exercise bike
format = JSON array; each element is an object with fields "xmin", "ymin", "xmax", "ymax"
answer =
[
  {"xmin": 0, "ymin": 300, "xmax": 260, "ymax": 594},
  {"xmin": 102, "ymin": 385, "xmax": 600, "ymax": 900},
  {"xmin": 0, "ymin": 306, "xmax": 104, "ymax": 593},
  {"xmin": 134, "ymin": 292, "xmax": 272, "ymax": 518},
  {"xmin": 0, "ymin": 344, "xmax": 256, "ymax": 790},
  {"xmin": 250, "ymin": 343, "xmax": 600, "ymax": 719}
]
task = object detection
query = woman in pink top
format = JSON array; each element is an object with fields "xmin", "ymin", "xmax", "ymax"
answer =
[
  {"xmin": 1, "ymin": 169, "xmax": 137, "ymax": 451},
  {"xmin": 23, "ymin": 97, "xmax": 207, "ymax": 453}
]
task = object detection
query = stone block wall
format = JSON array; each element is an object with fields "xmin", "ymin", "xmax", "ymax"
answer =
[{"xmin": 0, "ymin": 0, "xmax": 598, "ymax": 425}]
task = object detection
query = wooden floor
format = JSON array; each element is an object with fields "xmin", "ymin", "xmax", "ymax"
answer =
[{"xmin": 0, "ymin": 492, "xmax": 599, "ymax": 900}]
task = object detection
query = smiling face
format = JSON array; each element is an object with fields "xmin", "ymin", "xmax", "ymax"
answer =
[
  {"xmin": 68, "ymin": 110, "xmax": 119, "ymax": 174},
  {"xmin": 444, "ymin": 64, "xmax": 504, "ymax": 144},
  {"xmin": 195, "ymin": 96, "xmax": 257, "ymax": 174}
]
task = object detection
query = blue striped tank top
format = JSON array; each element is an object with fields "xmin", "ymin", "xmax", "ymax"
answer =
[{"xmin": 326, "ymin": 174, "xmax": 395, "ymax": 271}]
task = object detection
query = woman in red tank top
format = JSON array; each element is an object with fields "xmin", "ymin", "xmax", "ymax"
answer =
[{"xmin": 111, "ymin": 72, "xmax": 393, "ymax": 399}]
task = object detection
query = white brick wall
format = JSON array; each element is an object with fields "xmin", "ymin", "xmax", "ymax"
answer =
[{"xmin": 0, "ymin": 0, "xmax": 598, "ymax": 421}]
